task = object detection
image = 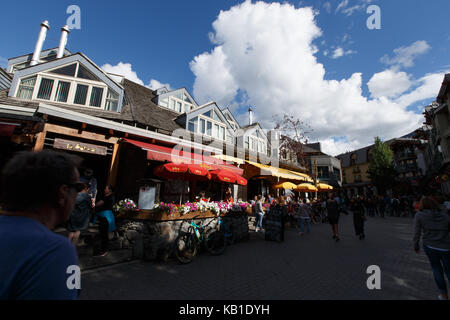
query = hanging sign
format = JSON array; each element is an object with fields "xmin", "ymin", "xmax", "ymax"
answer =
[{"xmin": 53, "ymin": 138, "xmax": 108, "ymax": 156}]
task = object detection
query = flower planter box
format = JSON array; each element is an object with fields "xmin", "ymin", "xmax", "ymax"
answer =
[{"xmin": 116, "ymin": 209, "xmax": 218, "ymax": 221}]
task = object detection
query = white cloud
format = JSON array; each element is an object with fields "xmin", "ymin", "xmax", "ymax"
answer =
[
  {"xmin": 147, "ymin": 79, "xmax": 172, "ymax": 91},
  {"xmin": 101, "ymin": 62, "xmax": 172, "ymax": 92},
  {"xmin": 368, "ymin": 69, "xmax": 412, "ymax": 98},
  {"xmin": 101, "ymin": 62, "xmax": 144, "ymax": 85},
  {"xmin": 380, "ymin": 41, "xmax": 431, "ymax": 69},
  {"xmin": 331, "ymin": 47, "xmax": 356, "ymax": 59},
  {"xmin": 395, "ymin": 72, "xmax": 448, "ymax": 108},
  {"xmin": 190, "ymin": 1, "xmax": 429, "ymax": 156}
]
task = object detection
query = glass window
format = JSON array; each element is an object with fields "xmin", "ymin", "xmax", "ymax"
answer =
[
  {"xmin": 188, "ymin": 117, "xmax": 198, "ymax": 133},
  {"xmin": 245, "ymin": 136, "xmax": 249, "ymax": 149},
  {"xmin": 160, "ymin": 98, "xmax": 168, "ymax": 108},
  {"xmin": 105, "ymin": 89, "xmax": 119, "ymax": 111},
  {"xmin": 77, "ymin": 64, "xmax": 100, "ymax": 81},
  {"xmin": 220, "ymin": 127, "xmax": 225, "ymax": 140},
  {"xmin": 183, "ymin": 92, "xmax": 191, "ymax": 102},
  {"xmin": 176, "ymin": 101, "xmax": 182, "ymax": 112},
  {"xmin": 174, "ymin": 92, "xmax": 183, "ymax": 100},
  {"xmin": 89, "ymin": 87, "xmax": 104, "ymax": 107},
  {"xmin": 207, "ymin": 121, "xmax": 212, "ymax": 136},
  {"xmin": 213, "ymin": 124, "xmax": 219, "ymax": 138},
  {"xmin": 169, "ymin": 99, "xmax": 175, "ymax": 110},
  {"xmin": 54, "ymin": 81, "xmax": 71, "ymax": 102},
  {"xmin": 213, "ymin": 110, "xmax": 221, "ymax": 122},
  {"xmin": 17, "ymin": 76, "xmax": 36, "ymax": 100},
  {"xmin": 200, "ymin": 118, "xmax": 206, "ymax": 134},
  {"xmin": 184, "ymin": 103, "xmax": 192, "ymax": 112},
  {"xmin": 203, "ymin": 110, "xmax": 212, "ymax": 118},
  {"xmin": 37, "ymin": 78, "xmax": 54, "ymax": 100},
  {"xmin": 227, "ymin": 134, "xmax": 233, "ymax": 144},
  {"xmin": 49, "ymin": 64, "xmax": 77, "ymax": 77},
  {"xmin": 74, "ymin": 84, "xmax": 89, "ymax": 105}
]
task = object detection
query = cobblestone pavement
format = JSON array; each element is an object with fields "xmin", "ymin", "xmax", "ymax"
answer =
[{"xmin": 80, "ymin": 213, "xmax": 441, "ymax": 300}]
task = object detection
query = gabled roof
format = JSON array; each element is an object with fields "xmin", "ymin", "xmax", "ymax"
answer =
[
  {"xmin": 153, "ymin": 87, "xmax": 199, "ymax": 108},
  {"xmin": 6, "ymin": 47, "xmax": 72, "ymax": 73},
  {"xmin": 9, "ymin": 52, "xmax": 123, "ymax": 95},
  {"xmin": 122, "ymin": 79, "xmax": 182, "ymax": 133},
  {"xmin": 237, "ymin": 122, "xmax": 267, "ymax": 140},
  {"xmin": 182, "ymin": 101, "xmax": 235, "ymax": 132},
  {"xmin": 221, "ymin": 107, "xmax": 241, "ymax": 129}
]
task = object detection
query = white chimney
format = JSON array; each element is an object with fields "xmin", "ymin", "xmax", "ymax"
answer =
[
  {"xmin": 30, "ymin": 20, "xmax": 50, "ymax": 66},
  {"xmin": 248, "ymin": 107, "xmax": 253, "ymax": 125},
  {"xmin": 57, "ymin": 25, "xmax": 70, "ymax": 58}
]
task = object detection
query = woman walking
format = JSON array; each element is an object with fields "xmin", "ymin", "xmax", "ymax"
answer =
[
  {"xmin": 413, "ymin": 196, "xmax": 450, "ymax": 300},
  {"xmin": 326, "ymin": 193, "xmax": 341, "ymax": 242},
  {"xmin": 93, "ymin": 184, "xmax": 116, "ymax": 257},
  {"xmin": 67, "ymin": 182, "xmax": 92, "ymax": 246},
  {"xmin": 255, "ymin": 195, "xmax": 265, "ymax": 232},
  {"xmin": 351, "ymin": 196, "xmax": 366, "ymax": 240}
]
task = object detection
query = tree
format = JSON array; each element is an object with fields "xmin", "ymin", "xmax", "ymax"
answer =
[
  {"xmin": 273, "ymin": 113, "xmax": 313, "ymax": 169},
  {"xmin": 367, "ymin": 137, "xmax": 396, "ymax": 195}
]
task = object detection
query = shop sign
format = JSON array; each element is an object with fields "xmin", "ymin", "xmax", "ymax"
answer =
[{"xmin": 53, "ymin": 138, "xmax": 108, "ymax": 156}]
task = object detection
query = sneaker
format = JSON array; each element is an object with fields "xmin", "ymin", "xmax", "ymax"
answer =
[{"xmin": 94, "ymin": 251, "xmax": 108, "ymax": 257}]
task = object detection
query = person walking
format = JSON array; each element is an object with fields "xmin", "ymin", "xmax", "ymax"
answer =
[
  {"xmin": 351, "ymin": 196, "xmax": 366, "ymax": 240},
  {"xmin": 67, "ymin": 181, "xmax": 92, "ymax": 246},
  {"xmin": 93, "ymin": 184, "xmax": 116, "ymax": 257},
  {"xmin": 298, "ymin": 199, "xmax": 312, "ymax": 236},
  {"xmin": 0, "ymin": 151, "xmax": 82, "ymax": 299},
  {"xmin": 326, "ymin": 192, "xmax": 341, "ymax": 242},
  {"xmin": 413, "ymin": 196, "xmax": 450, "ymax": 300},
  {"xmin": 255, "ymin": 195, "xmax": 265, "ymax": 232}
]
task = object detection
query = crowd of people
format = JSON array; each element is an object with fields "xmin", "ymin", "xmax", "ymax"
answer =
[{"xmin": 0, "ymin": 150, "xmax": 448, "ymax": 300}]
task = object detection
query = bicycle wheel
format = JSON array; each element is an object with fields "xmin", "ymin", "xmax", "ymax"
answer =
[
  {"xmin": 205, "ymin": 229, "xmax": 226, "ymax": 255},
  {"xmin": 174, "ymin": 232, "xmax": 197, "ymax": 264},
  {"xmin": 312, "ymin": 214, "xmax": 322, "ymax": 224}
]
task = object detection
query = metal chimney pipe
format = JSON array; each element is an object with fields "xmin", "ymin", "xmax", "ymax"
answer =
[
  {"xmin": 30, "ymin": 20, "xmax": 50, "ymax": 66},
  {"xmin": 56, "ymin": 25, "xmax": 70, "ymax": 58},
  {"xmin": 248, "ymin": 107, "xmax": 253, "ymax": 125}
]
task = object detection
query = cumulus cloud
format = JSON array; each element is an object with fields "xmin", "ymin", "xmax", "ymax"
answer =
[
  {"xmin": 101, "ymin": 62, "xmax": 171, "ymax": 92},
  {"xmin": 189, "ymin": 1, "xmax": 440, "ymax": 156},
  {"xmin": 380, "ymin": 40, "xmax": 431, "ymax": 69},
  {"xmin": 101, "ymin": 62, "xmax": 144, "ymax": 85},
  {"xmin": 147, "ymin": 79, "xmax": 172, "ymax": 91},
  {"xmin": 368, "ymin": 69, "xmax": 412, "ymax": 98},
  {"xmin": 331, "ymin": 47, "xmax": 356, "ymax": 59},
  {"xmin": 395, "ymin": 72, "xmax": 446, "ymax": 108}
]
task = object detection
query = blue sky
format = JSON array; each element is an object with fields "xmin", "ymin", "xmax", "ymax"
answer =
[{"xmin": 0, "ymin": 0, "xmax": 449, "ymax": 155}]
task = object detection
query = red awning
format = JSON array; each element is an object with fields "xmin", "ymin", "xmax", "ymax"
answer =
[
  {"xmin": 0, "ymin": 123, "xmax": 18, "ymax": 137},
  {"xmin": 123, "ymin": 138, "xmax": 243, "ymax": 175}
]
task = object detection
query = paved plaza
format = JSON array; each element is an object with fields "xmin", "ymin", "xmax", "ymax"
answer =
[{"xmin": 80, "ymin": 213, "xmax": 440, "ymax": 300}]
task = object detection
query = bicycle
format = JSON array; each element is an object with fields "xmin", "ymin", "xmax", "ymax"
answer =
[
  {"xmin": 174, "ymin": 216, "xmax": 226, "ymax": 264},
  {"xmin": 218, "ymin": 215, "xmax": 235, "ymax": 245}
]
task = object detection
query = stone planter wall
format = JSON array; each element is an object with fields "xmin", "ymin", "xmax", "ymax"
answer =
[{"xmin": 116, "ymin": 214, "xmax": 249, "ymax": 261}]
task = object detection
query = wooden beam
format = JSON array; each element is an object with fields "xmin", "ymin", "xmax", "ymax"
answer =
[
  {"xmin": 33, "ymin": 124, "xmax": 47, "ymax": 151},
  {"xmin": 107, "ymin": 142, "xmax": 121, "ymax": 186},
  {"xmin": 44, "ymin": 123, "xmax": 118, "ymax": 144}
]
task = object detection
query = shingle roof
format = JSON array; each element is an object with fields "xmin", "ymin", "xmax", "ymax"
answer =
[{"xmin": 122, "ymin": 78, "xmax": 182, "ymax": 133}]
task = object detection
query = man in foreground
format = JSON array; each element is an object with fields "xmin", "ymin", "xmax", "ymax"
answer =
[{"xmin": 0, "ymin": 150, "xmax": 84, "ymax": 299}]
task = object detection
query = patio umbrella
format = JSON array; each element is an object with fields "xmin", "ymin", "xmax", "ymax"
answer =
[
  {"xmin": 154, "ymin": 162, "xmax": 211, "ymax": 181},
  {"xmin": 317, "ymin": 183, "xmax": 333, "ymax": 191},
  {"xmin": 296, "ymin": 183, "xmax": 318, "ymax": 192},
  {"xmin": 209, "ymin": 169, "xmax": 248, "ymax": 186},
  {"xmin": 273, "ymin": 181, "xmax": 298, "ymax": 189}
]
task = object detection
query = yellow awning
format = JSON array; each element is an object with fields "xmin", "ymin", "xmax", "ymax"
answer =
[
  {"xmin": 212, "ymin": 154, "xmax": 245, "ymax": 165},
  {"xmin": 317, "ymin": 183, "xmax": 333, "ymax": 191},
  {"xmin": 246, "ymin": 160, "xmax": 313, "ymax": 182},
  {"xmin": 273, "ymin": 182, "xmax": 298, "ymax": 189},
  {"xmin": 296, "ymin": 183, "xmax": 318, "ymax": 192}
]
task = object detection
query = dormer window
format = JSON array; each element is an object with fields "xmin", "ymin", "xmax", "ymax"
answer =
[
  {"xmin": 156, "ymin": 89, "xmax": 197, "ymax": 113},
  {"xmin": 14, "ymin": 62, "xmax": 120, "ymax": 112},
  {"xmin": 17, "ymin": 76, "xmax": 36, "ymax": 100}
]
